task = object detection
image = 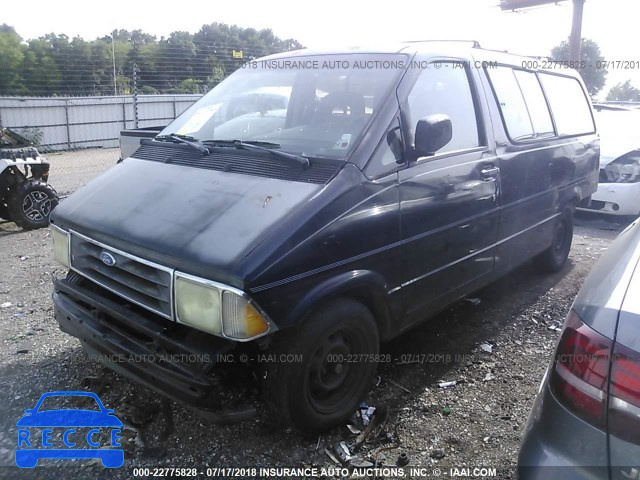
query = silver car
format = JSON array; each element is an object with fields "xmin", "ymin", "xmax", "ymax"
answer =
[{"xmin": 519, "ymin": 218, "xmax": 640, "ymax": 479}]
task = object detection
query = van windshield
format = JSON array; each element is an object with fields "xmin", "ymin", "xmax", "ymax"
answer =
[{"xmin": 161, "ymin": 54, "xmax": 406, "ymax": 160}]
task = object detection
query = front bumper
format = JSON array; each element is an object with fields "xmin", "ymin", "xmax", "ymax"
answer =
[
  {"xmin": 578, "ymin": 181, "xmax": 640, "ymax": 216},
  {"xmin": 53, "ymin": 274, "xmax": 256, "ymax": 423}
]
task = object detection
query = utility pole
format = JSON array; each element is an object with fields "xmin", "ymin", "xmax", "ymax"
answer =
[
  {"xmin": 500, "ymin": 0, "xmax": 585, "ymax": 63},
  {"xmin": 569, "ymin": 0, "xmax": 585, "ymax": 62}
]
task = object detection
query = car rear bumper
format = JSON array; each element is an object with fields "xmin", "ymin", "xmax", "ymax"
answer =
[
  {"xmin": 53, "ymin": 274, "xmax": 256, "ymax": 424},
  {"xmin": 518, "ymin": 383, "xmax": 609, "ymax": 480},
  {"xmin": 578, "ymin": 182, "xmax": 640, "ymax": 216}
]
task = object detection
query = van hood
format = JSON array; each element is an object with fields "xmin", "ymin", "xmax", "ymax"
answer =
[{"xmin": 51, "ymin": 158, "xmax": 326, "ymax": 285}]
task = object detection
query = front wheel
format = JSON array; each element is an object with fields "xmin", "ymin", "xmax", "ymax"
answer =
[
  {"xmin": 535, "ymin": 208, "xmax": 574, "ymax": 273},
  {"xmin": 7, "ymin": 181, "xmax": 58, "ymax": 230},
  {"xmin": 0, "ymin": 201, "xmax": 11, "ymax": 221},
  {"xmin": 262, "ymin": 299, "xmax": 379, "ymax": 432}
]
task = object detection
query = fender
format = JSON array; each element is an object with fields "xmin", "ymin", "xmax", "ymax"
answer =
[{"xmin": 284, "ymin": 270, "xmax": 395, "ymax": 340}]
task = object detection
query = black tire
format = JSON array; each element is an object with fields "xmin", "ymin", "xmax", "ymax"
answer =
[
  {"xmin": 7, "ymin": 181, "xmax": 58, "ymax": 230},
  {"xmin": 262, "ymin": 299, "xmax": 379, "ymax": 432},
  {"xmin": 535, "ymin": 208, "xmax": 574, "ymax": 273},
  {"xmin": 0, "ymin": 201, "xmax": 11, "ymax": 221}
]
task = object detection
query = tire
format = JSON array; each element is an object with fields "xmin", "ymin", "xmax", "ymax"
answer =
[
  {"xmin": 262, "ymin": 298, "xmax": 379, "ymax": 433},
  {"xmin": 7, "ymin": 181, "xmax": 59, "ymax": 230},
  {"xmin": 535, "ymin": 208, "xmax": 574, "ymax": 273},
  {"xmin": 0, "ymin": 201, "xmax": 11, "ymax": 221}
]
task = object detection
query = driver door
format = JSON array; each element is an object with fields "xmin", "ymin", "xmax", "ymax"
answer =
[{"xmin": 398, "ymin": 60, "xmax": 500, "ymax": 325}]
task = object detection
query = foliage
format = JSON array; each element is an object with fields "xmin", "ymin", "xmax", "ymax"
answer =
[
  {"xmin": 0, "ymin": 23, "xmax": 303, "ymax": 96},
  {"xmin": 606, "ymin": 80, "xmax": 640, "ymax": 102},
  {"xmin": 14, "ymin": 127, "xmax": 43, "ymax": 146},
  {"xmin": 550, "ymin": 38, "xmax": 607, "ymax": 96}
]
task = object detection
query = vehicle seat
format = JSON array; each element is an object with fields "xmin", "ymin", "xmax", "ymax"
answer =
[{"xmin": 313, "ymin": 91, "xmax": 366, "ymax": 124}]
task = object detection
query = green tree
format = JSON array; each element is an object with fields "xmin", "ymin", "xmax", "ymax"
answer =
[
  {"xmin": 550, "ymin": 38, "xmax": 607, "ymax": 96},
  {"xmin": 22, "ymin": 39, "xmax": 62, "ymax": 96},
  {"xmin": 0, "ymin": 25, "xmax": 25, "ymax": 95},
  {"xmin": 155, "ymin": 31, "xmax": 196, "ymax": 91},
  {"xmin": 606, "ymin": 80, "xmax": 640, "ymax": 102},
  {"xmin": 89, "ymin": 39, "xmax": 114, "ymax": 95},
  {"xmin": 173, "ymin": 78, "xmax": 202, "ymax": 94},
  {"xmin": 0, "ymin": 23, "xmax": 303, "ymax": 96}
]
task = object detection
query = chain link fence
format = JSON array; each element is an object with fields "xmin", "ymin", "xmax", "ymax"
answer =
[{"xmin": 0, "ymin": 94, "xmax": 200, "ymax": 195}]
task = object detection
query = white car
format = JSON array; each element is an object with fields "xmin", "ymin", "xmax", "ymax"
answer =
[{"xmin": 579, "ymin": 107, "xmax": 640, "ymax": 216}]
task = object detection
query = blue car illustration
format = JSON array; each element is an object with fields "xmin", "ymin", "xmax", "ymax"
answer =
[{"xmin": 15, "ymin": 391, "xmax": 123, "ymax": 468}]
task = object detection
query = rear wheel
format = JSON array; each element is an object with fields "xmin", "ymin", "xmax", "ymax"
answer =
[
  {"xmin": 7, "ymin": 181, "xmax": 58, "ymax": 230},
  {"xmin": 262, "ymin": 299, "xmax": 379, "ymax": 432},
  {"xmin": 535, "ymin": 208, "xmax": 574, "ymax": 273}
]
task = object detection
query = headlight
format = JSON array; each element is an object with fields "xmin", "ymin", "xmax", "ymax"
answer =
[
  {"xmin": 175, "ymin": 275, "xmax": 222, "ymax": 335},
  {"xmin": 51, "ymin": 225, "xmax": 69, "ymax": 268},
  {"xmin": 174, "ymin": 272, "xmax": 272, "ymax": 341}
]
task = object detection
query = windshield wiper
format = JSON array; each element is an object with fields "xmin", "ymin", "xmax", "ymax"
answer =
[
  {"xmin": 155, "ymin": 134, "xmax": 210, "ymax": 155},
  {"xmin": 203, "ymin": 139, "xmax": 310, "ymax": 168}
]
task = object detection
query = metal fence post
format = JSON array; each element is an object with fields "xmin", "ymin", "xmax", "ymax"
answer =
[
  {"xmin": 64, "ymin": 100, "xmax": 71, "ymax": 150},
  {"xmin": 133, "ymin": 63, "xmax": 139, "ymax": 128},
  {"xmin": 122, "ymin": 98, "xmax": 127, "ymax": 130}
]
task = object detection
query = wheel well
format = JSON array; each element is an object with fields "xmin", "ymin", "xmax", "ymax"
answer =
[
  {"xmin": 275, "ymin": 272, "xmax": 394, "ymax": 342},
  {"xmin": 0, "ymin": 166, "xmax": 26, "ymax": 189},
  {"xmin": 331, "ymin": 286, "xmax": 391, "ymax": 340}
]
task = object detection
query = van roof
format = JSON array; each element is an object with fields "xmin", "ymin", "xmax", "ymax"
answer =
[{"xmin": 258, "ymin": 40, "xmax": 582, "ymax": 79}]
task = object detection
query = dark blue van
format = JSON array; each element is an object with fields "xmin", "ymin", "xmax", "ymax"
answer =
[{"xmin": 49, "ymin": 41, "xmax": 599, "ymax": 432}]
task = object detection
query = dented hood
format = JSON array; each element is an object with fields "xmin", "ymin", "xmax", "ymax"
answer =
[{"xmin": 51, "ymin": 158, "xmax": 323, "ymax": 284}]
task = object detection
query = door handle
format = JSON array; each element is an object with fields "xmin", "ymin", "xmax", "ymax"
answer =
[{"xmin": 481, "ymin": 166, "xmax": 500, "ymax": 179}]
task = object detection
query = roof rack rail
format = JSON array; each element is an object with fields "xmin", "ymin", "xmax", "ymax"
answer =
[{"xmin": 403, "ymin": 39, "xmax": 482, "ymax": 48}]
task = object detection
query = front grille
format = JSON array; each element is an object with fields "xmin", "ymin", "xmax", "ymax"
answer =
[{"xmin": 69, "ymin": 232, "xmax": 173, "ymax": 319}]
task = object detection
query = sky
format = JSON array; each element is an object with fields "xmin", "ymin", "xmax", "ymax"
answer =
[{"xmin": 4, "ymin": 0, "xmax": 640, "ymax": 98}]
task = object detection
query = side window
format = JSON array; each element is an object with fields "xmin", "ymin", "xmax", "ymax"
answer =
[
  {"xmin": 486, "ymin": 67, "xmax": 534, "ymax": 140},
  {"xmin": 406, "ymin": 62, "xmax": 481, "ymax": 154},
  {"xmin": 539, "ymin": 73, "xmax": 595, "ymax": 136},
  {"xmin": 513, "ymin": 70, "xmax": 554, "ymax": 136}
]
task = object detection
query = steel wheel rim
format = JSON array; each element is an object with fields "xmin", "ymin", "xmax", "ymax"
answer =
[{"xmin": 306, "ymin": 327, "xmax": 364, "ymax": 414}]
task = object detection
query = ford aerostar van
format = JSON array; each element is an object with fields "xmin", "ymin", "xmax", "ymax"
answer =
[{"xmin": 50, "ymin": 41, "xmax": 599, "ymax": 432}]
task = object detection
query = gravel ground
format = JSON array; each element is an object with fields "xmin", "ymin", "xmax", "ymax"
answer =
[
  {"xmin": 45, "ymin": 148, "xmax": 119, "ymax": 195},
  {"xmin": 0, "ymin": 212, "xmax": 631, "ymax": 479}
]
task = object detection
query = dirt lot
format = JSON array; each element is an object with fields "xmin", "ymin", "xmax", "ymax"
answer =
[
  {"xmin": 46, "ymin": 148, "xmax": 119, "ymax": 195},
  {"xmin": 0, "ymin": 213, "xmax": 630, "ymax": 479}
]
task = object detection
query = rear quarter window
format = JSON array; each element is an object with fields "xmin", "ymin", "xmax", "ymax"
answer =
[{"xmin": 539, "ymin": 73, "xmax": 595, "ymax": 136}]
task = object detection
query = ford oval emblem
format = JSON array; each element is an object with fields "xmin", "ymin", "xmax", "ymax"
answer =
[{"xmin": 99, "ymin": 251, "xmax": 117, "ymax": 267}]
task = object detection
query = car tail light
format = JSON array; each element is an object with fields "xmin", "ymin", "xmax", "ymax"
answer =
[
  {"xmin": 608, "ymin": 343, "xmax": 640, "ymax": 444},
  {"xmin": 549, "ymin": 310, "xmax": 612, "ymax": 429}
]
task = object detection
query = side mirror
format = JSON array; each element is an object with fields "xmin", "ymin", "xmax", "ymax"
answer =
[{"xmin": 415, "ymin": 114, "xmax": 452, "ymax": 157}]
